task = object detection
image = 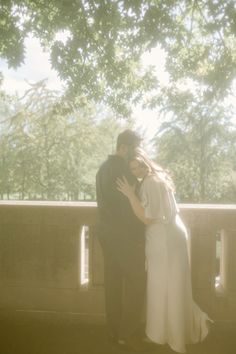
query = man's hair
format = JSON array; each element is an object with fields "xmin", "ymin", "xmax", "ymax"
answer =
[{"xmin": 116, "ymin": 129, "xmax": 142, "ymax": 150}]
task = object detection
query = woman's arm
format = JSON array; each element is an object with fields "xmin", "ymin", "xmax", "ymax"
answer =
[{"xmin": 116, "ymin": 177, "xmax": 153, "ymax": 225}]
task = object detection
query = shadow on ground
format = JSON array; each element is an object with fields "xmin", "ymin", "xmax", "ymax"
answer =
[{"xmin": 0, "ymin": 312, "xmax": 235, "ymax": 354}]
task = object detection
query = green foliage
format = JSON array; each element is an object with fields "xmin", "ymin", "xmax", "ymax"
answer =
[
  {"xmin": 1, "ymin": 0, "xmax": 236, "ymax": 115},
  {"xmin": 1, "ymin": 1, "xmax": 236, "ymax": 202},
  {"xmin": 0, "ymin": 81, "xmax": 130, "ymax": 200},
  {"xmin": 152, "ymin": 85, "xmax": 236, "ymax": 203}
]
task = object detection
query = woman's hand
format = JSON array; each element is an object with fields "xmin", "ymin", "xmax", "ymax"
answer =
[
  {"xmin": 117, "ymin": 176, "xmax": 151, "ymax": 225},
  {"xmin": 116, "ymin": 176, "xmax": 135, "ymax": 199}
]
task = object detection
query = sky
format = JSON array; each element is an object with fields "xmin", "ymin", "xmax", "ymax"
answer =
[
  {"xmin": 1, "ymin": 35, "xmax": 235, "ymax": 151},
  {"xmin": 0, "ymin": 36, "xmax": 168, "ymax": 145}
]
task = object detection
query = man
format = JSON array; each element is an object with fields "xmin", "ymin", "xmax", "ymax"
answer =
[{"xmin": 96, "ymin": 130, "xmax": 148, "ymax": 351}]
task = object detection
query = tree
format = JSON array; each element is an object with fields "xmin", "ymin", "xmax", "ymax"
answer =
[
  {"xmin": 153, "ymin": 85, "xmax": 235, "ymax": 203},
  {"xmin": 1, "ymin": 1, "xmax": 236, "ymax": 202},
  {"xmin": 0, "ymin": 80, "xmax": 17, "ymax": 198},
  {"xmin": 1, "ymin": 0, "xmax": 236, "ymax": 115},
  {"xmin": 0, "ymin": 80, "xmax": 131, "ymax": 200}
]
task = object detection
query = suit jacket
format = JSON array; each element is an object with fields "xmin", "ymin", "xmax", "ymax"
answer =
[{"xmin": 96, "ymin": 155, "xmax": 144, "ymax": 244}]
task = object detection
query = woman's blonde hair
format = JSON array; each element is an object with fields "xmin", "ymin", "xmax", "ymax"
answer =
[{"xmin": 129, "ymin": 147, "xmax": 175, "ymax": 192}]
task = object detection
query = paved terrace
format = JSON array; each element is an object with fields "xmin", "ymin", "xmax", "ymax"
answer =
[
  {"xmin": 0, "ymin": 311, "xmax": 235, "ymax": 354},
  {"xmin": 0, "ymin": 202, "xmax": 236, "ymax": 354}
]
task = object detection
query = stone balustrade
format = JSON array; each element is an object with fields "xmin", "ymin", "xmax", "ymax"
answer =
[{"xmin": 0, "ymin": 201, "xmax": 235, "ymax": 324}]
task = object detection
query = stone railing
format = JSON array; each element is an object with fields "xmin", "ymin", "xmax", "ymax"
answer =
[{"xmin": 0, "ymin": 201, "xmax": 235, "ymax": 324}]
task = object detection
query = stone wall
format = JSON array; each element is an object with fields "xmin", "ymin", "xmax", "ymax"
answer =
[{"xmin": 0, "ymin": 201, "xmax": 236, "ymax": 323}]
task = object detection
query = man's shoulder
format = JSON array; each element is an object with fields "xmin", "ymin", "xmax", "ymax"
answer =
[{"xmin": 97, "ymin": 155, "xmax": 124, "ymax": 174}]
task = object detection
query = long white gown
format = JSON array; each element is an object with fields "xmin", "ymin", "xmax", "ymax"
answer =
[{"xmin": 140, "ymin": 175, "xmax": 210, "ymax": 353}]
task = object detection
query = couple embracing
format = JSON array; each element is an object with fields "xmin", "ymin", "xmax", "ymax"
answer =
[{"xmin": 96, "ymin": 130, "xmax": 211, "ymax": 353}]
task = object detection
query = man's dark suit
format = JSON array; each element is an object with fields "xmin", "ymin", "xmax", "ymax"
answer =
[{"xmin": 96, "ymin": 154, "xmax": 146, "ymax": 340}]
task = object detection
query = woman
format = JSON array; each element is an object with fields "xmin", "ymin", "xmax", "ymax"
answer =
[{"xmin": 117, "ymin": 147, "xmax": 211, "ymax": 353}]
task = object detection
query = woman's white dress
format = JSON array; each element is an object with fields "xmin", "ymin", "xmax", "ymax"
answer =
[{"xmin": 140, "ymin": 175, "xmax": 210, "ymax": 353}]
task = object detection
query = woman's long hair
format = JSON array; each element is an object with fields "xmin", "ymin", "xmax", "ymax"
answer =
[{"xmin": 129, "ymin": 147, "xmax": 175, "ymax": 192}]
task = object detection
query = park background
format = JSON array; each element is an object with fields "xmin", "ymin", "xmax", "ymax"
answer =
[{"xmin": 0, "ymin": 0, "xmax": 236, "ymax": 203}]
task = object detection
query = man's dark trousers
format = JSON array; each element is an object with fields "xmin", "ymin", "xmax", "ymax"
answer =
[{"xmin": 100, "ymin": 233, "xmax": 146, "ymax": 340}]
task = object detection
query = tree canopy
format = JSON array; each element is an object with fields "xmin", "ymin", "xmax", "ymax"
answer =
[
  {"xmin": 152, "ymin": 85, "xmax": 236, "ymax": 202},
  {"xmin": 0, "ymin": 0, "xmax": 236, "ymax": 203},
  {"xmin": 0, "ymin": 80, "xmax": 131, "ymax": 200},
  {"xmin": 1, "ymin": 0, "xmax": 236, "ymax": 115},
  {"xmin": 0, "ymin": 78, "xmax": 235, "ymax": 202}
]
